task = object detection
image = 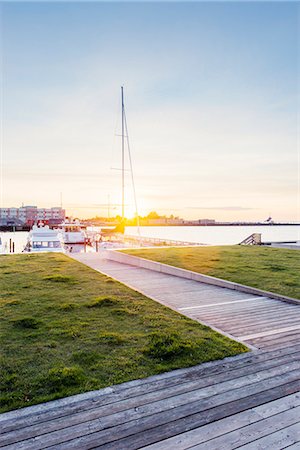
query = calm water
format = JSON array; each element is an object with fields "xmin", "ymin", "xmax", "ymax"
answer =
[
  {"xmin": 0, "ymin": 232, "xmax": 29, "ymax": 253},
  {"xmin": 1, "ymin": 225, "xmax": 300, "ymax": 253},
  {"xmin": 126, "ymin": 225, "xmax": 300, "ymax": 246}
]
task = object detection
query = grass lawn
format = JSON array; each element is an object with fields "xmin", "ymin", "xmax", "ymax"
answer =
[
  {"xmin": 0, "ymin": 253, "xmax": 247, "ymax": 413},
  {"xmin": 123, "ymin": 246, "xmax": 300, "ymax": 300}
]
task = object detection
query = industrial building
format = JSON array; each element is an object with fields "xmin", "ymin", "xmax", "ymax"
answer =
[{"xmin": 0, "ymin": 206, "xmax": 65, "ymax": 226}]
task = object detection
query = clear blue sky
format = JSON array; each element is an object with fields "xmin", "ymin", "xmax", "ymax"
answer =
[{"xmin": 1, "ymin": 1, "xmax": 299, "ymax": 221}]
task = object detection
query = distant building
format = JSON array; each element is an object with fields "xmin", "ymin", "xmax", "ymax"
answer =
[
  {"xmin": 0, "ymin": 206, "xmax": 65, "ymax": 226},
  {"xmin": 166, "ymin": 218, "xmax": 184, "ymax": 225},
  {"xmin": 197, "ymin": 219, "xmax": 216, "ymax": 225},
  {"xmin": 143, "ymin": 217, "xmax": 184, "ymax": 226},
  {"xmin": 183, "ymin": 219, "xmax": 216, "ymax": 225},
  {"xmin": 146, "ymin": 218, "xmax": 168, "ymax": 225}
]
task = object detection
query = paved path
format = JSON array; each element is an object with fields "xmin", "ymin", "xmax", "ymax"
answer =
[{"xmin": 1, "ymin": 252, "xmax": 299, "ymax": 449}]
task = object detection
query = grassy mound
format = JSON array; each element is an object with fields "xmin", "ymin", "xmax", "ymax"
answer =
[{"xmin": 0, "ymin": 253, "xmax": 247, "ymax": 413}]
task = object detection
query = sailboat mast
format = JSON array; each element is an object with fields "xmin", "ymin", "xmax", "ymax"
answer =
[{"xmin": 121, "ymin": 86, "xmax": 125, "ymax": 221}]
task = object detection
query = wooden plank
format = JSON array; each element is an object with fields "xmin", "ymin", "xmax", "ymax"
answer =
[
  {"xmin": 228, "ymin": 324, "xmax": 300, "ymax": 340},
  {"xmin": 9, "ymin": 373, "xmax": 300, "ymax": 449},
  {"xmin": 210, "ymin": 323, "xmax": 300, "ymax": 339},
  {"xmin": 198, "ymin": 316, "xmax": 299, "ymax": 331},
  {"xmin": 88, "ymin": 380, "xmax": 300, "ymax": 450},
  {"xmin": 175, "ymin": 296, "xmax": 267, "ymax": 309},
  {"xmin": 251, "ymin": 341, "xmax": 300, "ymax": 352},
  {"xmin": 197, "ymin": 304, "xmax": 298, "ymax": 321},
  {"xmin": 187, "ymin": 405, "xmax": 300, "ymax": 449},
  {"xmin": 255, "ymin": 338, "xmax": 300, "ymax": 351},
  {"xmin": 197, "ymin": 317, "xmax": 292, "ymax": 330},
  {"xmin": 260, "ymin": 345, "xmax": 300, "ymax": 355},
  {"xmin": 197, "ymin": 297, "xmax": 290, "ymax": 309},
  {"xmin": 258, "ymin": 343, "xmax": 299, "ymax": 353},
  {"xmin": 194, "ymin": 309, "xmax": 295, "ymax": 325},
  {"xmin": 191, "ymin": 312, "xmax": 286, "ymax": 323},
  {"xmin": 226, "ymin": 317, "xmax": 300, "ymax": 334},
  {"xmin": 164, "ymin": 285, "xmax": 246, "ymax": 296},
  {"xmin": 248, "ymin": 329, "xmax": 300, "ymax": 345},
  {"xmin": 200, "ymin": 301, "xmax": 298, "ymax": 314},
  {"xmin": 284, "ymin": 442, "xmax": 300, "ymax": 449},
  {"xmin": 1, "ymin": 347, "xmax": 298, "ymax": 435},
  {"xmin": 178, "ymin": 297, "xmax": 268, "ymax": 310},
  {"xmin": 140, "ymin": 392, "xmax": 300, "ymax": 450},
  {"xmin": 252, "ymin": 342, "xmax": 298, "ymax": 351},
  {"xmin": 236, "ymin": 422, "xmax": 300, "ymax": 450},
  {"xmin": 189, "ymin": 301, "xmax": 279, "ymax": 315},
  {"xmin": 202, "ymin": 309, "xmax": 300, "ymax": 325},
  {"xmin": 240, "ymin": 325, "xmax": 300, "ymax": 341},
  {"xmin": 202, "ymin": 323, "xmax": 300, "ymax": 340},
  {"xmin": 254, "ymin": 334, "xmax": 300, "ymax": 347},
  {"xmin": 196, "ymin": 300, "xmax": 299, "ymax": 314},
  {"xmin": 206, "ymin": 317, "xmax": 300, "ymax": 334},
  {"xmin": 2, "ymin": 360, "xmax": 300, "ymax": 447}
]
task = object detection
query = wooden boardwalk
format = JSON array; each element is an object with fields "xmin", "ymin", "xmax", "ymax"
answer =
[
  {"xmin": 0, "ymin": 254, "xmax": 299, "ymax": 449},
  {"xmin": 72, "ymin": 254, "xmax": 300, "ymax": 351}
]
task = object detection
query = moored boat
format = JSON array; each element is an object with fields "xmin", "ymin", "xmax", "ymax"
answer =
[
  {"xmin": 24, "ymin": 224, "xmax": 64, "ymax": 253},
  {"xmin": 59, "ymin": 220, "xmax": 88, "ymax": 244}
]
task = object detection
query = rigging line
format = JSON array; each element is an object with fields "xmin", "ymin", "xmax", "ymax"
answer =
[
  {"xmin": 121, "ymin": 86, "xmax": 125, "ymax": 221},
  {"xmin": 110, "ymin": 93, "xmax": 121, "ymax": 175},
  {"xmin": 123, "ymin": 108, "xmax": 141, "ymax": 237}
]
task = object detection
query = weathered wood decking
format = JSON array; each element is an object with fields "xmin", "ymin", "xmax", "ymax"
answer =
[
  {"xmin": 0, "ymin": 346, "xmax": 299, "ymax": 449},
  {"xmin": 72, "ymin": 254, "xmax": 300, "ymax": 351},
  {"xmin": 0, "ymin": 253, "xmax": 299, "ymax": 449}
]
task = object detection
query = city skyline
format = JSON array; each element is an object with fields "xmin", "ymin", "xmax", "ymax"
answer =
[{"xmin": 1, "ymin": 2, "xmax": 299, "ymax": 221}]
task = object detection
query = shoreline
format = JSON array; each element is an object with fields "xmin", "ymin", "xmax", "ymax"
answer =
[{"xmin": 1, "ymin": 222, "xmax": 300, "ymax": 232}]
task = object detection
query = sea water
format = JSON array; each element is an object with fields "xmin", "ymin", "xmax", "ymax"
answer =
[
  {"xmin": 1, "ymin": 225, "xmax": 299, "ymax": 253},
  {"xmin": 125, "ymin": 225, "xmax": 300, "ymax": 246}
]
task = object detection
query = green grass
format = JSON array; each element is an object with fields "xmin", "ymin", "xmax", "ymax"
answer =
[
  {"xmin": 0, "ymin": 253, "xmax": 247, "ymax": 413},
  {"xmin": 123, "ymin": 246, "xmax": 300, "ymax": 300}
]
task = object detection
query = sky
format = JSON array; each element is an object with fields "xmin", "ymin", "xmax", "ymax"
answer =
[{"xmin": 0, "ymin": 1, "xmax": 299, "ymax": 221}]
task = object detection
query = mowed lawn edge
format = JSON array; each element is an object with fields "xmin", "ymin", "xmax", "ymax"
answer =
[
  {"xmin": 122, "ymin": 246, "xmax": 300, "ymax": 300},
  {"xmin": 0, "ymin": 253, "xmax": 247, "ymax": 413}
]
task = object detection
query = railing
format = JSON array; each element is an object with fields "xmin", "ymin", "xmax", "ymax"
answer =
[
  {"xmin": 123, "ymin": 234, "xmax": 206, "ymax": 247},
  {"xmin": 239, "ymin": 233, "xmax": 262, "ymax": 245}
]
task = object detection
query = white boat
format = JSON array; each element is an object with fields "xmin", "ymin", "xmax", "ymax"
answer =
[
  {"xmin": 59, "ymin": 220, "xmax": 88, "ymax": 244},
  {"xmin": 24, "ymin": 224, "xmax": 64, "ymax": 253}
]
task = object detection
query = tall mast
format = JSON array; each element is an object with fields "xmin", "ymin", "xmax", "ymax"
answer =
[{"xmin": 121, "ymin": 86, "xmax": 125, "ymax": 221}]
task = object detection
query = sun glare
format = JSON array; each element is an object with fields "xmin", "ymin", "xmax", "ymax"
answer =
[{"xmin": 124, "ymin": 200, "xmax": 150, "ymax": 219}]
